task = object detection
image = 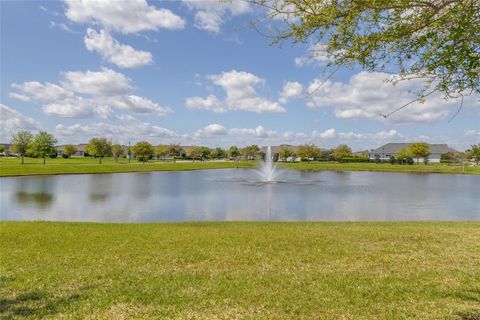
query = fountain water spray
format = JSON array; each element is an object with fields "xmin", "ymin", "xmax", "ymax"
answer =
[{"xmin": 258, "ymin": 146, "xmax": 279, "ymax": 182}]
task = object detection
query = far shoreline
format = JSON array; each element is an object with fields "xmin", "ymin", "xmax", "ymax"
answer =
[{"xmin": 1, "ymin": 157, "xmax": 478, "ymax": 177}]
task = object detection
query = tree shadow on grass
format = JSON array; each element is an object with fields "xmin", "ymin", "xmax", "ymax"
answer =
[{"xmin": 0, "ymin": 285, "xmax": 94, "ymax": 319}]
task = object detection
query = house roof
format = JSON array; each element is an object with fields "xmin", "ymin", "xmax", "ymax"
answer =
[
  {"xmin": 370, "ymin": 143, "xmax": 452, "ymax": 154},
  {"xmin": 56, "ymin": 144, "xmax": 88, "ymax": 152}
]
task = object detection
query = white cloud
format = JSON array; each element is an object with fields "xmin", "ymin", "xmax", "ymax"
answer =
[
  {"xmin": 11, "ymin": 81, "xmax": 75, "ymax": 102},
  {"xmin": 49, "ymin": 21, "xmax": 76, "ymax": 33},
  {"xmin": 108, "ymin": 95, "xmax": 171, "ymax": 116},
  {"xmin": 42, "ymin": 97, "xmax": 94, "ymax": 118},
  {"xmin": 84, "ymin": 28, "xmax": 152, "ymax": 68},
  {"xmin": 11, "ymin": 68, "xmax": 170, "ymax": 118},
  {"xmin": 307, "ymin": 71, "xmax": 479, "ymax": 123},
  {"xmin": 312, "ymin": 128, "xmax": 336, "ymax": 139},
  {"xmin": 9, "ymin": 92, "xmax": 31, "ymax": 102},
  {"xmin": 0, "ymin": 104, "xmax": 41, "ymax": 141},
  {"xmin": 64, "ymin": 0, "xmax": 185, "ymax": 34},
  {"xmin": 61, "ymin": 68, "xmax": 132, "ymax": 96},
  {"xmin": 55, "ymin": 120, "xmax": 178, "ymax": 145},
  {"xmin": 185, "ymin": 95, "xmax": 226, "ymax": 113},
  {"xmin": 279, "ymin": 81, "xmax": 303, "ymax": 103},
  {"xmin": 192, "ymin": 124, "xmax": 228, "ymax": 138},
  {"xmin": 186, "ymin": 70, "xmax": 286, "ymax": 113},
  {"xmin": 183, "ymin": 0, "xmax": 251, "ymax": 33},
  {"xmin": 465, "ymin": 130, "xmax": 480, "ymax": 138}
]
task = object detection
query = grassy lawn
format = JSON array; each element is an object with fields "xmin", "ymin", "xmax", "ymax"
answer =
[
  {"xmin": 1, "ymin": 157, "xmax": 479, "ymax": 176},
  {"xmin": 280, "ymin": 161, "xmax": 480, "ymax": 175},
  {"xmin": 1, "ymin": 222, "xmax": 479, "ymax": 319},
  {"xmin": 0, "ymin": 157, "xmax": 255, "ymax": 177}
]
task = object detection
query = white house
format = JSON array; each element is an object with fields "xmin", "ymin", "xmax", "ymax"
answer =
[
  {"xmin": 369, "ymin": 143, "xmax": 452, "ymax": 163},
  {"xmin": 56, "ymin": 144, "xmax": 88, "ymax": 157}
]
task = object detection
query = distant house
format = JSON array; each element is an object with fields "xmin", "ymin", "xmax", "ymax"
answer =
[
  {"xmin": 56, "ymin": 144, "xmax": 88, "ymax": 157},
  {"xmin": 369, "ymin": 143, "xmax": 452, "ymax": 163}
]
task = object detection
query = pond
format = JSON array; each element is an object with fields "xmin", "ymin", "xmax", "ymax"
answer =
[{"xmin": 1, "ymin": 169, "xmax": 479, "ymax": 222}]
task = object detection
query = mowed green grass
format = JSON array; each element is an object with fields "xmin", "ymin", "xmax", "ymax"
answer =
[
  {"xmin": 0, "ymin": 157, "xmax": 255, "ymax": 176},
  {"xmin": 280, "ymin": 161, "xmax": 480, "ymax": 175},
  {"xmin": 1, "ymin": 157, "xmax": 478, "ymax": 176},
  {"xmin": 1, "ymin": 222, "xmax": 479, "ymax": 319}
]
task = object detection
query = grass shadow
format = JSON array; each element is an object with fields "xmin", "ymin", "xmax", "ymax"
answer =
[{"xmin": 0, "ymin": 285, "xmax": 94, "ymax": 319}]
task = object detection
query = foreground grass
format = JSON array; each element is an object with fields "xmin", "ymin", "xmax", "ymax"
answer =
[
  {"xmin": 1, "ymin": 222, "xmax": 479, "ymax": 319},
  {"xmin": 0, "ymin": 157, "xmax": 255, "ymax": 177},
  {"xmin": 1, "ymin": 157, "xmax": 479, "ymax": 176}
]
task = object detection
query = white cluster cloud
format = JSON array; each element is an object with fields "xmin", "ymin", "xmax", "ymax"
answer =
[
  {"xmin": 55, "ymin": 120, "xmax": 178, "ymax": 145},
  {"xmin": 64, "ymin": 0, "xmax": 185, "ymax": 34},
  {"xmin": 186, "ymin": 70, "xmax": 286, "ymax": 113},
  {"xmin": 10, "ymin": 68, "xmax": 170, "ymax": 118},
  {"xmin": 307, "ymin": 71, "xmax": 479, "ymax": 123},
  {"xmin": 312, "ymin": 128, "xmax": 401, "ymax": 142},
  {"xmin": 185, "ymin": 95, "xmax": 226, "ymax": 113},
  {"xmin": 279, "ymin": 81, "xmax": 303, "ymax": 103},
  {"xmin": 183, "ymin": 1, "xmax": 251, "ymax": 33},
  {"xmin": 84, "ymin": 28, "xmax": 152, "ymax": 68},
  {"xmin": 0, "ymin": 104, "xmax": 42, "ymax": 141},
  {"xmin": 465, "ymin": 130, "xmax": 480, "ymax": 139}
]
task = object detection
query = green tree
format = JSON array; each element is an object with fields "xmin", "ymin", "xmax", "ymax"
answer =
[
  {"xmin": 155, "ymin": 145, "xmax": 168, "ymax": 160},
  {"xmin": 167, "ymin": 144, "xmax": 183, "ymax": 163},
  {"xmin": 441, "ymin": 151, "xmax": 466, "ymax": 164},
  {"xmin": 408, "ymin": 143, "xmax": 430, "ymax": 165},
  {"xmin": 86, "ymin": 137, "xmax": 112, "ymax": 164},
  {"xmin": 255, "ymin": 0, "xmax": 479, "ymax": 106},
  {"xmin": 0, "ymin": 144, "xmax": 5, "ymax": 154},
  {"xmin": 467, "ymin": 144, "xmax": 480, "ymax": 164},
  {"xmin": 242, "ymin": 145, "xmax": 260, "ymax": 160},
  {"xmin": 132, "ymin": 141, "xmax": 154, "ymax": 164},
  {"xmin": 278, "ymin": 147, "xmax": 295, "ymax": 161},
  {"xmin": 111, "ymin": 144, "xmax": 124, "ymax": 163},
  {"xmin": 228, "ymin": 146, "xmax": 241, "ymax": 160},
  {"xmin": 188, "ymin": 146, "xmax": 203, "ymax": 162},
  {"xmin": 62, "ymin": 145, "xmax": 77, "ymax": 158},
  {"xmin": 396, "ymin": 148, "xmax": 414, "ymax": 165},
  {"xmin": 29, "ymin": 131, "xmax": 57, "ymax": 165},
  {"xmin": 297, "ymin": 144, "xmax": 321, "ymax": 163},
  {"xmin": 331, "ymin": 144, "xmax": 353, "ymax": 162},
  {"xmin": 212, "ymin": 147, "xmax": 226, "ymax": 159},
  {"xmin": 10, "ymin": 131, "xmax": 33, "ymax": 164}
]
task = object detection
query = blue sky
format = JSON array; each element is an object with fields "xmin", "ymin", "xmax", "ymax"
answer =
[{"xmin": 1, "ymin": 0, "xmax": 479, "ymax": 150}]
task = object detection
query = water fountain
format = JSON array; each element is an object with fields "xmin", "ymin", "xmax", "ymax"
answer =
[{"xmin": 258, "ymin": 146, "xmax": 279, "ymax": 182}]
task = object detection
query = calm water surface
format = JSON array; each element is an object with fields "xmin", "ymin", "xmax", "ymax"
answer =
[{"xmin": 1, "ymin": 169, "xmax": 479, "ymax": 222}]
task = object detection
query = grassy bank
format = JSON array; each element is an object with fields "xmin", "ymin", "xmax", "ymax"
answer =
[
  {"xmin": 280, "ymin": 161, "xmax": 480, "ymax": 175},
  {"xmin": 1, "ymin": 157, "xmax": 479, "ymax": 176},
  {"xmin": 1, "ymin": 222, "xmax": 479, "ymax": 319},
  {"xmin": 0, "ymin": 157, "xmax": 255, "ymax": 177}
]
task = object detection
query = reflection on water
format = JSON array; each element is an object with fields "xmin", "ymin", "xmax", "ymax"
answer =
[
  {"xmin": 15, "ymin": 192, "xmax": 54, "ymax": 210},
  {"xmin": 11, "ymin": 177, "xmax": 56, "ymax": 210},
  {"xmin": 1, "ymin": 169, "xmax": 479, "ymax": 222}
]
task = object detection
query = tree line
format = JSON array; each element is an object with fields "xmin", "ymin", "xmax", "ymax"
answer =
[{"xmin": 3, "ymin": 130, "xmax": 480, "ymax": 165}]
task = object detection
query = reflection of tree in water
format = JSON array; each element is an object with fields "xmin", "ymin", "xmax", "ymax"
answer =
[
  {"xmin": 89, "ymin": 193, "xmax": 109, "ymax": 203},
  {"xmin": 15, "ymin": 192, "xmax": 54, "ymax": 210},
  {"xmin": 88, "ymin": 174, "xmax": 113, "ymax": 203},
  {"xmin": 13, "ymin": 177, "xmax": 56, "ymax": 210}
]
